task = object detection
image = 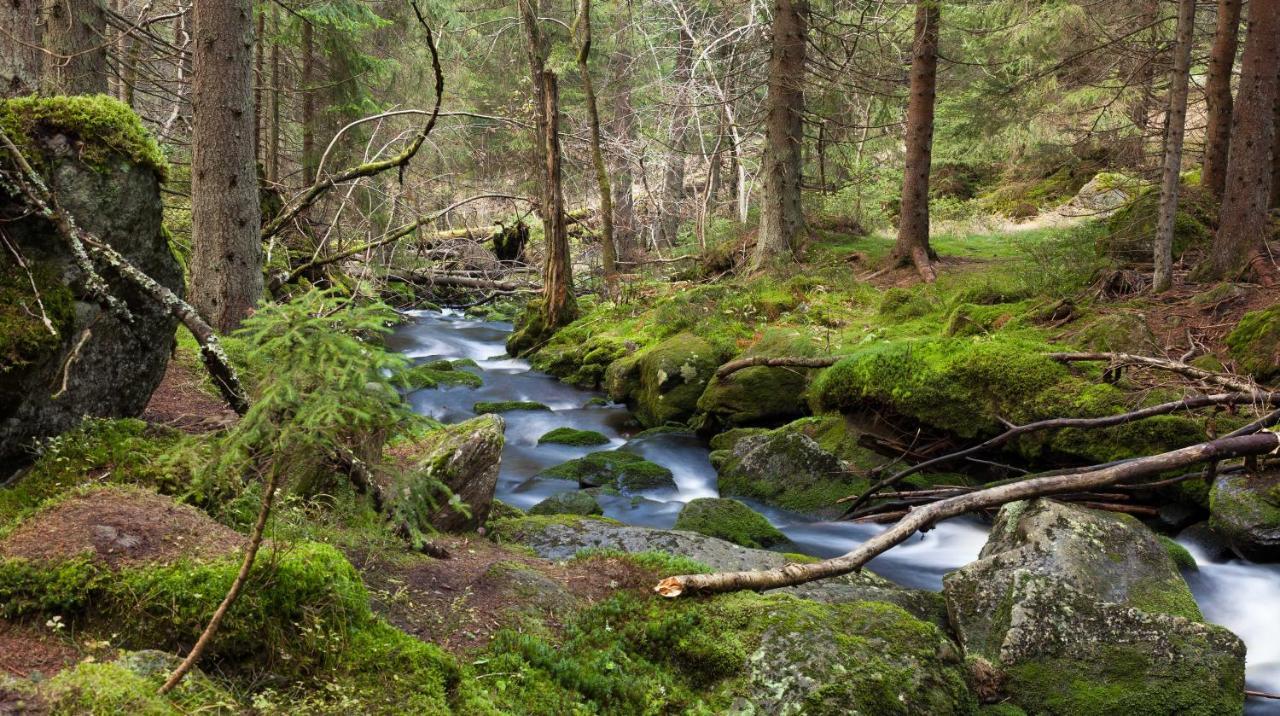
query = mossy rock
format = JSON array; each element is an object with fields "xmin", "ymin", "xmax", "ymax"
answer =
[
  {"xmin": 811, "ymin": 335, "xmax": 1206, "ymax": 464},
  {"xmin": 878, "ymin": 286, "xmax": 932, "ymax": 320},
  {"xmin": 528, "ymin": 490, "xmax": 604, "ymax": 517},
  {"xmin": 473, "ymin": 400, "xmax": 550, "ymax": 414},
  {"xmin": 1, "ymin": 97, "xmax": 181, "ymax": 465},
  {"xmin": 673, "ymin": 498, "xmax": 784, "ymax": 549},
  {"xmin": 695, "ymin": 329, "xmax": 819, "ymax": 433},
  {"xmin": 536, "ymin": 450, "xmax": 675, "ymax": 493},
  {"xmin": 1209, "ymin": 469, "xmax": 1280, "ymax": 560},
  {"xmin": 1098, "ymin": 183, "xmax": 1215, "ymax": 265},
  {"xmin": 944, "ymin": 303, "xmax": 1017, "ymax": 337},
  {"xmin": 536, "ymin": 427, "xmax": 610, "ymax": 446},
  {"xmin": 944, "ymin": 500, "xmax": 1243, "ymax": 715},
  {"xmin": 1226, "ymin": 305, "xmax": 1280, "ymax": 381},
  {"xmin": 715, "ymin": 420, "xmax": 880, "ymax": 517},
  {"xmin": 533, "ymin": 335, "xmax": 630, "ymax": 389},
  {"xmin": 37, "ymin": 652, "xmax": 237, "ymax": 715},
  {"xmin": 1074, "ymin": 312, "xmax": 1158, "ymax": 354},
  {"xmin": 401, "ymin": 359, "xmax": 483, "ymax": 390},
  {"xmin": 707, "ymin": 427, "xmax": 769, "ymax": 453},
  {"xmin": 607, "ymin": 332, "xmax": 726, "ymax": 428}
]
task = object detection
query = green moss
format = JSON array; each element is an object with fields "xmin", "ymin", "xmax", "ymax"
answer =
[
  {"xmin": 536, "ymin": 450, "xmax": 675, "ymax": 492},
  {"xmin": 473, "ymin": 400, "xmax": 550, "ymax": 414},
  {"xmin": 42, "ymin": 654, "xmax": 239, "ymax": 715},
  {"xmin": 715, "ymin": 423, "xmax": 876, "ymax": 516},
  {"xmin": 696, "ymin": 329, "xmax": 819, "ymax": 432},
  {"xmin": 570, "ymin": 547, "xmax": 712, "ymax": 576},
  {"xmin": 1099, "ymin": 183, "xmax": 1215, "ymax": 265},
  {"xmin": 1158, "ymin": 535, "xmax": 1198, "ymax": 572},
  {"xmin": 536, "ymin": 427, "xmax": 610, "ymax": 446},
  {"xmin": 1226, "ymin": 305, "xmax": 1280, "ymax": 381},
  {"xmin": 673, "ymin": 498, "xmax": 785, "ymax": 548},
  {"xmin": 0, "ymin": 418, "xmax": 208, "ymax": 535},
  {"xmin": 708, "ymin": 427, "xmax": 768, "ymax": 452},
  {"xmin": 400, "ymin": 360, "xmax": 483, "ymax": 390},
  {"xmin": 528, "ymin": 490, "xmax": 603, "ymax": 516},
  {"xmin": 879, "ymin": 286, "xmax": 933, "ymax": 320},
  {"xmin": 1005, "ymin": 641, "xmax": 1242, "ymax": 716},
  {"xmin": 0, "ymin": 258, "xmax": 75, "ymax": 372},
  {"xmin": 1, "ymin": 95, "xmax": 168, "ymax": 177}
]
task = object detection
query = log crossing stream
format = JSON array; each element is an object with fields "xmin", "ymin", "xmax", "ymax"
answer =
[{"xmin": 388, "ymin": 309, "xmax": 1280, "ymax": 713}]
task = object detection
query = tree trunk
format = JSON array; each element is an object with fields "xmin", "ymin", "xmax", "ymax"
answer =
[
  {"xmin": 268, "ymin": 3, "xmax": 281, "ymax": 184},
  {"xmin": 39, "ymin": 0, "xmax": 107, "ymax": 94},
  {"xmin": 190, "ymin": 0, "xmax": 264, "ymax": 333},
  {"xmin": 608, "ymin": 22, "xmax": 638, "ymax": 263},
  {"xmin": 573, "ymin": 0, "xmax": 616, "ymax": 283},
  {"xmin": 892, "ymin": 0, "xmax": 940, "ymax": 283},
  {"xmin": 301, "ymin": 19, "xmax": 318, "ymax": 184},
  {"xmin": 537, "ymin": 71, "xmax": 575, "ymax": 330},
  {"xmin": 1153, "ymin": 0, "xmax": 1197, "ymax": 293},
  {"xmin": 749, "ymin": 0, "xmax": 808, "ymax": 271},
  {"xmin": 1203, "ymin": 0, "xmax": 1243, "ymax": 202},
  {"xmin": 255, "ymin": 6, "xmax": 265, "ymax": 166},
  {"xmin": 1, "ymin": 0, "xmax": 41, "ymax": 96},
  {"xmin": 1271, "ymin": 67, "xmax": 1280, "ymax": 209},
  {"xmin": 656, "ymin": 28, "xmax": 693, "ymax": 248},
  {"xmin": 1205, "ymin": 0, "xmax": 1280, "ymax": 282}
]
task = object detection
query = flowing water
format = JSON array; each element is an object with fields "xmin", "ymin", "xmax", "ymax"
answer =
[{"xmin": 388, "ymin": 309, "xmax": 1280, "ymax": 713}]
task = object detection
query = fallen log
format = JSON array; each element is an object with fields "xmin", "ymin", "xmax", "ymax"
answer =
[
  {"xmin": 714, "ymin": 355, "xmax": 841, "ymax": 380},
  {"xmin": 655, "ymin": 430, "xmax": 1280, "ymax": 597}
]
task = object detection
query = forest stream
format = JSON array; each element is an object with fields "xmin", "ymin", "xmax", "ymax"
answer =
[{"xmin": 389, "ymin": 308, "xmax": 1280, "ymax": 713}]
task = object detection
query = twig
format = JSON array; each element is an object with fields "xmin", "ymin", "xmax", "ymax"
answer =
[{"xmin": 714, "ymin": 354, "xmax": 841, "ymax": 379}]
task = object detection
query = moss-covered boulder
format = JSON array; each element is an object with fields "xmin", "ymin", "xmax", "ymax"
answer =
[
  {"xmin": 1098, "ymin": 182, "xmax": 1215, "ymax": 265},
  {"xmin": 473, "ymin": 400, "xmax": 550, "ymax": 414},
  {"xmin": 536, "ymin": 427, "xmax": 610, "ymax": 446},
  {"xmin": 1226, "ymin": 305, "xmax": 1280, "ymax": 381},
  {"xmin": 1210, "ymin": 469, "xmax": 1280, "ymax": 561},
  {"xmin": 714, "ymin": 419, "xmax": 883, "ymax": 517},
  {"xmin": 528, "ymin": 490, "xmax": 604, "ymax": 516},
  {"xmin": 673, "ymin": 497, "xmax": 784, "ymax": 549},
  {"xmin": 810, "ymin": 336, "xmax": 1206, "ymax": 464},
  {"xmin": 944, "ymin": 500, "xmax": 1244, "ymax": 714},
  {"xmin": 605, "ymin": 332, "xmax": 724, "ymax": 427},
  {"xmin": 0, "ymin": 97, "xmax": 182, "ymax": 467},
  {"xmin": 400, "ymin": 359, "xmax": 483, "ymax": 390},
  {"xmin": 695, "ymin": 330, "xmax": 819, "ymax": 433},
  {"xmin": 382, "ymin": 414, "xmax": 505, "ymax": 535},
  {"xmin": 32, "ymin": 651, "xmax": 236, "ymax": 715},
  {"xmin": 536, "ymin": 450, "xmax": 676, "ymax": 493},
  {"xmin": 1074, "ymin": 312, "xmax": 1158, "ymax": 355}
]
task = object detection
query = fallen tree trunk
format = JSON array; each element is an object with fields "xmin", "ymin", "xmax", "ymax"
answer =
[
  {"xmin": 402, "ymin": 271, "xmax": 541, "ymax": 293},
  {"xmin": 655, "ymin": 430, "xmax": 1280, "ymax": 597},
  {"xmin": 714, "ymin": 355, "xmax": 841, "ymax": 379}
]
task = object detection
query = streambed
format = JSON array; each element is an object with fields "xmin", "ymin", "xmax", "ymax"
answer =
[{"xmin": 387, "ymin": 309, "xmax": 1280, "ymax": 713}]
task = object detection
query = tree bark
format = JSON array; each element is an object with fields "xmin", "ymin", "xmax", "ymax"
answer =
[
  {"xmin": 573, "ymin": 0, "xmax": 616, "ymax": 283},
  {"xmin": 537, "ymin": 71, "xmax": 576, "ymax": 327},
  {"xmin": 190, "ymin": 0, "xmax": 264, "ymax": 333},
  {"xmin": 1205, "ymin": 0, "xmax": 1280, "ymax": 282},
  {"xmin": 1203, "ymin": 0, "xmax": 1243, "ymax": 202},
  {"xmin": 268, "ymin": 3, "xmax": 281, "ymax": 184},
  {"xmin": 656, "ymin": 431, "xmax": 1280, "ymax": 597},
  {"xmin": 39, "ymin": 0, "xmax": 107, "ymax": 94},
  {"xmin": 1, "ymin": 0, "xmax": 41, "ymax": 96},
  {"xmin": 656, "ymin": 28, "xmax": 693, "ymax": 248},
  {"xmin": 1153, "ymin": 0, "xmax": 1197, "ymax": 292},
  {"xmin": 892, "ymin": 0, "xmax": 940, "ymax": 283},
  {"xmin": 301, "ymin": 19, "xmax": 318, "ymax": 184},
  {"xmin": 1271, "ymin": 67, "xmax": 1280, "ymax": 209},
  {"xmin": 749, "ymin": 0, "xmax": 808, "ymax": 271},
  {"xmin": 608, "ymin": 18, "xmax": 638, "ymax": 262}
]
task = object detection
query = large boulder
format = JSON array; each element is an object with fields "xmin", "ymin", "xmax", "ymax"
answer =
[
  {"xmin": 944, "ymin": 499, "xmax": 1245, "ymax": 714},
  {"xmin": 0, "ymin": 97, "xmax": 180, "ymax": 469},
  {"xmin": 1226, "ymin": 305, "xmax": 1280, "ymax": 382},
  {"xmin": 1210, "ymin": 469, "xmax": 1280, "ymax": 560},
  {"xmin": 604, "ymin": 332, "xmax": 722, "ymax": 427},
  {"xmin": 382, "ymin": 414, "xmax": 505, "ymax": 534},
  {"xmin": 673, "ymin": 497, "xmax": 784, "ymax": 549},
  {"xmin": 695, "ymin": 329, "xmax": 818, "ymax": 433}
]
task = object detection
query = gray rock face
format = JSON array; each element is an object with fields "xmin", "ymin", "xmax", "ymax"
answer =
[
  {"xmin": 528, "ymin": 490, "xmax": 603, "ymax": 516},
  {"xmin": 1, "ymin": 115, "xmax": 180, "ymax": 469},
  {"xmin": 1210, "ymin": 469, "xmax": 1280, "ymax": 561},
  {"xmin": 944, "ymin": 499, "xmax": 1245, "ymax": 714},
  {"xmin": 384, "ymin": 415, "xmax": 505, "ymax": 534},
  {"xmin": 493, "ymin": 515, "xmax": 948, "ymax": 625}
]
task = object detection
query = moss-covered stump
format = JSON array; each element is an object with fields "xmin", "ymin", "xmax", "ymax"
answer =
[
  {"xmin": 473, "ymin": 400, "xmax": 550, "ymax": 414},
  {"xmin": 674, "ymin": 497, "xmax": 784, "ymax": 549},
  {"xmin": 1210, "ymin": 470, "xmax": 1280, "ymax": 561},
  {"xmin": 810, "ymin": 336, "xmax": 1206, "ymax": 464},
  {"xmin": 536, "ymin": 427, "xmax": 610, "ymax": 446},
  {"xmin": 0, "ymin": 96, "xmax": 182, "ymax": 466},
  {"xmin": 1226, "ymin": 305, "xmax": 1280, "ymax": 382},
  {"xmin": 400, "ymin": 359, "xmax": 483, "ymax": 390},
  {"xmin": 713, "ymin": 418, "xmax": 884, "ymax": 517},
  {"xmin": 944, "ymin": 500, "xmax": 1244, "ymax": 714},
  {"xmin": 695, "ymin": 330, "xmax": 820, "ymax": 433},
  {"xmin": 604, "ymin": 332, "xmax": 724, "ymax": 428},
  {"xmin": 536, "ymin": 450, "xmax": 676, "ymax": 493},
  {"xmin": 528, "ymin": 490, "xmax": 604, "ymax": 516},
  {"xmin": 381, "ymin": 414, "xmax": 505, "ymax": 536}
]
